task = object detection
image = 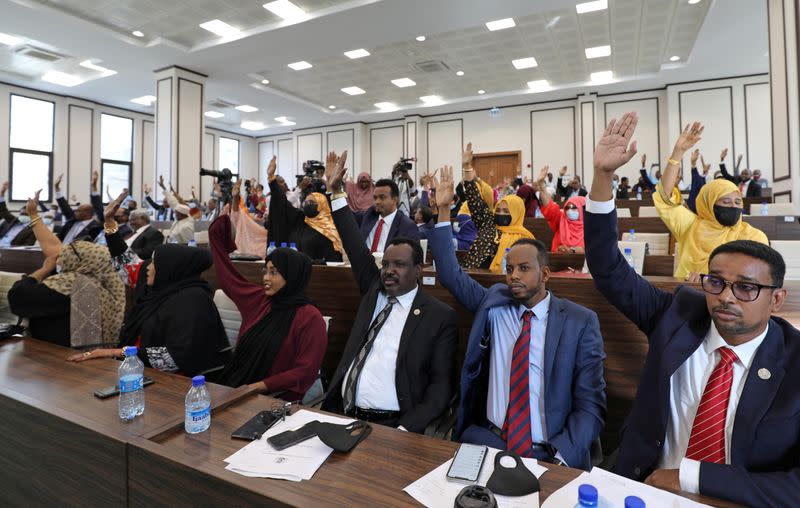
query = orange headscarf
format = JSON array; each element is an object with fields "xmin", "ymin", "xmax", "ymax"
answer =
[{"xmin": 303, "ymin": 192, "xmax": 343, "ymax": 254}]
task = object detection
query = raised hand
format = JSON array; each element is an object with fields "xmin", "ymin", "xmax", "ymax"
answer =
[
  {"xmin": 54, "ymin": 174, "xmax": 63, "ymax": 192},
  {"xmin": 26, "ymin": 197, "xmax": 41, "ymax": 218},
  {"xmin": 462, "ymin": 142, "xmax": 474, "ymax": 169},
  {"xmin": 434, "ymin": 165, "xmax": 455, "ymax": 210},
  {"xmin": 701, "ymin": 156, "xmax": 711, "ymax": 176},
  {"xmin": 720, "ymin": 148, "xmax": 728, "ymax": 162},
  {"xmin": 325, "ymin": 151, "xmax": 348, "ymax": 193},
  {"xmin": 0, "ymin": 181, "xmax": 8, "ymax": 196},
  {"xmin": 144, "ymin": 183, "xmax": 151, "ymax": 195},
  {"xmin": 674, "ymin": 122, "xmax": 704, "ymax": 153},
  {"xmin": 559, "ymin": 165, "xmax": 568, "ymax": 177},
  {"xmin": 537, "ymin": 165, "xmax": 550, "ymax": 183},
  {"xmin": 34, "ymin": 188, "xmax": 42, "ymax": 204},
  {"xmin": 158, "ymin": 175, "xmax": 166, "ymax": 190},
  {"xmin": 91, "ymin": 170, "xmax": 99, "ymax": 187},
  {"xmin": 232, "ymin": 178, "xmax": 242, "ymax": 200},
  {"xmin": 735, "ymin": 153, "xmax": 743, "ymax": 170},
  {"xmin": 103, "ymin": 190, "xmax": 128, "ymax": 223},
  {"xmin": 690, "ymin": 149, "xmax": 699, "ymax": 167},
  {"xmin": 267, "ymin": 155, "xmax": 277, "ymax": 181},
  {"xmin": 593, "ymin": 112, "xmax": 639, "ymax": 174}
]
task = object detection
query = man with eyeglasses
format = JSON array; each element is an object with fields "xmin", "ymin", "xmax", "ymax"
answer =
[{"xmin": 583, "ymin": 112, "xmax": 798, "ymax": 508}]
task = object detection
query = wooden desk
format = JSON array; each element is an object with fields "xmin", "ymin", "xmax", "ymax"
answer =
[
  {"xmin": 0, "ymin": 247, "xmax": 44, "ymax": 274},
  {"xmin": 129, "ymin": 394, "xmax": 739, "ymax": 507}
]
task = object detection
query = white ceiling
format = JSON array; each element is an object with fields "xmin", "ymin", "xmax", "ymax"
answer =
[{"xmin": 0, "ymin": 0, "xmax": 769, "ymax": 135}]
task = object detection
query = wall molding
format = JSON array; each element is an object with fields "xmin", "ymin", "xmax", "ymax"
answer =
[
  {"xmin": 296, "ymin": 132, "xmax": 323, "ymax": 173},
  {"xmin": 369, "ymin": 125, "xmax": 404, "ymax": 176},
  {"xmin": 66, "ymin": 103, "xmax": 93, "ymax": 200},
  {"xmin": 530, "ymin": 106, "xmax": 576, "ymax": 180},
  {"xmin": 743, "ymin": 82, "xmax": 771, "ymax": 171},
  {"xmin": 603, "ymin": 96, "xmax": 661, "ymax": 170},
  {"xmin": 425, "ymin": 119, "xmax": 463, "ymax": 178},
  {"xmin": 678, "ymin": 86, "xmax": 735, "ymax": 165}
]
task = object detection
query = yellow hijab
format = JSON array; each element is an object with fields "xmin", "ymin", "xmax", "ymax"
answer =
[
  {"xmin": 672, "ymin": 179, "xmax": 768, "ymax": 277},
  {"xmin": 303, "ymin": 192, "xmax": 344, "ymax": 254},
  {"xmin": 458, "ymin": 179, "xmax": 495, "ymax": 216},
  {"xmin": 489, "ymin": 194, "xmax": 534, "ymax": 273}
]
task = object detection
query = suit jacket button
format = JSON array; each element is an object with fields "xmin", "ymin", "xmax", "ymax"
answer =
[
  {"xmin": 655, "ymin": 440, "xmax": 662, "ymax": 447},
  {"xmin": 634, "ymin": 467, "xmax": 641, "ymax": 477}
]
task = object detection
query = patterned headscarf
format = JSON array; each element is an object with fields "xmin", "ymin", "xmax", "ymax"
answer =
[
  {"xmin": 303, "ymin": 192, "xmax": 344, "ymax": 254},
  {"xmin": 43, "ymin": 241, "xmax": 126, "ymax": 347}
]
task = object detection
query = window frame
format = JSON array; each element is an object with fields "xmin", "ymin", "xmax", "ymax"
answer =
[
  {"xmin": 8, "ymin": 93, "xmax": 55, "ymax": 203},
  {"xmin": 218, "ymin": 136, "xmax": 240, "ymax": 176},
  {"xmin": 99, "ymin": 113, "xmax": 134, "ymax": 204}
]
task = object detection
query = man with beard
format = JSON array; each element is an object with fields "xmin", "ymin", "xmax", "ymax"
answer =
[
  {"xmin": 585, "ymin": 112, "xmax": 798, "ymax": 508},
  {"xmin": 321, "ymin": 151, "xmax": 458, "ymax": 433},
  {"xmin": 428, "ymin": 165, "xmax": 606, "ymax": 471}
]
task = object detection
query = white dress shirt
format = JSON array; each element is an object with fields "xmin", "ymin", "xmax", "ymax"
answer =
[
  {"xmin": 487, "ymin": 293, "xmax": 551, "ymax": 444},
  {"xmin": 341, "ymin": 286, "xmax": 418, "ymax": 410},
  {"xmin": 366, "ymin": 209, "xmax": 397, "ymax": 253},
  {"xmin": 125, "ymin": 224, "xmax": 150, "ymax": 246}
]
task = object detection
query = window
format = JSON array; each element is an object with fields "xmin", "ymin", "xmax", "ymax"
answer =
[
  {"xmin": 100, "ymin": 114, "xmax": 133, "ymax": 202},
  {"xmin": 219, "ymin": 137, "xmax": 240, "ymax": 175},
  {"xmin": 9, "ymin": 95, "xmax": 54, "ymax": 201}
]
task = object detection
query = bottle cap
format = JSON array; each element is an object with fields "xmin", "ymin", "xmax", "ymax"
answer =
[
  {"xmin": 191, "ymin": 375, "xmax": 206, "ymax": 387},
  {"xmin": 269, "ymin": 241, "xmax": 275, "ymax": 246},
  {"xmin": 629, "ymin": 229, "xmax": 635, "ymax": 233},
  {"xmin": 625, "ymin": 496, "xmax": 645, "ymax": 508},
  {"xmin": 624, "ymin": 248, "xmax": 632, "ymax": 255},
  {"xmin": 281, "ymin": 242, "xmax": 287, "ymax": 247},
  {"xmin": 578, "ymin": 484, "xmax": 598, "ymax": 505},
  {"xmin": 123, "ymin": 346, "xmax": 138, "ymax": 356}
]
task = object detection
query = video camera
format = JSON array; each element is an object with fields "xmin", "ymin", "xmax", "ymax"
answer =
[
  {"xmin": 392, "ymin": 157, "xmax": 416, "ymax": 179},
  {"xmin": 200, "ymin": 167, "xmax": 234, "ymax": 204},
  {"xmin": 295, "ymin": 160, "xmax": 327, "ymax": 195}
]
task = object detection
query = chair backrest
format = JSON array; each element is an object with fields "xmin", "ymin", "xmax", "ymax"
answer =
[
  {"xmin": 616, "ymin": 207, "xmax": 631, "ymax": 218},
  {"xmin": 213, "ymin": 290, "xmax": 242, "ymax": 348},
  {"xmin": 194, "ymin": 230, "xmax": 209, "ymax": 244},
  {"xmin": 617, "ymin": 241, "xmax": 646, "ymax": 275},
  {"xmin": 749, "ymin": 202, "xmax": 796, "ymax": 216},
  {"xmin": 620, "ymin": 232, "xmax": 670, "ymax": 256},
  {"xmin": 0, "ymin": 271, "xmax": 22, "ymax": 323},
  {"xmin": 771, "ymin": 240, "xmax": 800, "ymax": 280},
  {"xmin": 637, "ymin": 206, "xmax": 659, "ymax": 217}
]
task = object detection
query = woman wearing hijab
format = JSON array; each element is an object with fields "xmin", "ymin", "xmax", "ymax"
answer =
[
  {"xmin": 534, "ymin": 167, "xmax": 586, "ymax": 253},
  {"xmin": 460, "ymin": 166, "xmax": 534, "ymax": 273},
  {"xmin": 68, "ymin": 244, "xmax": 229, "ymax": 375},
  {"xmin": 457, "ymin": 177, "xmax": 494, "ymax": 217},
  {"xmin": 8, "ymin": 199, "xmax": 125, "ymax": 348},
  {"xmin": 655, "ymin": 122, "xmax": 768, "ymax": 281},
  {"xmin": 209, "ymin": 214, "xmax": 327, "ymax": 398},
  {"xmin": 345, "ymin": 171, "xmax": 375, "ymax": 212},
  {"xmin": 265, "ymin": 155, "xmax": 343, "ymax": 263},
  {"xmin": 515, "ymin": 183, "xmax": 540, "ymax": 218},
  {"xmin": 453, "ymin": 213, "xmax": 478, "ymax": 250}
]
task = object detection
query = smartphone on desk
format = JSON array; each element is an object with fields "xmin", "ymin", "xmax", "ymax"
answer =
[
  {"xmin": 446, "ymin": 443, "xmax": 487, "ymax": 483},
  {"xmin": 266, "ymin": 421, "xmax": 319, "ymax": 451},
  {"xmin": 231, "ymin": 411, "xmax": 283, "ymax": 441},
  {"xmin": 93, "ymin": 377, "xmax": 155, "ymax": 399}
]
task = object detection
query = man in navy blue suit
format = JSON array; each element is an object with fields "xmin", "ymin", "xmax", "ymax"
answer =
[
  {"xmin": 585, "ymin": 112, "xmax": 799, "ymax": 507},
  {"xmin": 429, "ymin": 164, "xmax": 606, "ymax": 471},
  {"xmin": 348, "ymin": 178, "xmax": 420, "ymax": 252}
]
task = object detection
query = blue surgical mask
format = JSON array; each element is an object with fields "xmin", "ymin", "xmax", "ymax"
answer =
[
  {"xmin": 566, "ymin": 209, "xmax": 580, "ymax": 221},
  {"xmin": 17, "ymin": 215, "xmax": 30, "ymax": 225},
  {"xmin": 43, "ymin": 217, "xmax": 53, "ymax": 226}
]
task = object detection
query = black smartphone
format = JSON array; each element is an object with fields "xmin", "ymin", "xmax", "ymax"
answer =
[
  {"xmin": 93, "ymin": 377, "xmax": 155, "ymax": 399},
  {"xmin": 231, "ymin": 411, "xmax": 282, "ymax": 441},
  {"xmin": 266, "ymin": 421, "xmax": 320, "ymax": 451}
]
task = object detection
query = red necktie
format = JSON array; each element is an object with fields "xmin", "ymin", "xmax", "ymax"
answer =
[
  {"xmin": 685, "ymin": 347, "xmax": 738, "ymax": 464},
  {"xmin": 370, "ymin": 218, "xmax": 385, "ymax": 253},
  {"xmin": 502, "ymin": 310, "xmax": 534, "ymax": 457}
]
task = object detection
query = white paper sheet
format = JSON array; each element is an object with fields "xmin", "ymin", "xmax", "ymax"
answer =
[
  {"xmin": 224, "ymin": 409, "xmax": 353, "ymax": 482},
  {"xmin": 541, "ymin": 467, "xmax": 712, "ymax": 508},
  {"xmin": 404, "ymin": 448, "xmax": 547, "ymax": 508}
]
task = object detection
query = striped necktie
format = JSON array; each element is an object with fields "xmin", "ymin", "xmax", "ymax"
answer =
[{"xmin": 502, "ymin": 310, "xmax": 535, "ymax": 457}]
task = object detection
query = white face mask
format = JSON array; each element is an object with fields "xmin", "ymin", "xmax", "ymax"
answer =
[
  {"xmin": 55, "ymin": 264, "xmax": 62, "ymax": 274},
  {"xmin": 43, "ymin": 217, "xmax": 53, "ymax": 226},
  {"xmin": 566, "ymin": 209, "xmax": 580, "ymax": 221},
  {"xmin": 17, "ymin": 215, "xmax": 30, "ymax": 225}
]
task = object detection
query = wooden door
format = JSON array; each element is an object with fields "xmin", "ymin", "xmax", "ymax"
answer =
[{"xmin": 472, "ymin": 151, "xmax": 521, "ymax": 187}]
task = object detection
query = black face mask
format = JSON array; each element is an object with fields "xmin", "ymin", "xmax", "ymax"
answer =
[
  {"xmin": 494, "ymin": 214, "xmax": 512, "ymax": 227},
  {"xmin": 316, "ymin": 421, "xmax": 372, "ymax": 452},
  {"xmin": 485, "ymin": 451, "xmax": 540, "ymax": 496},
  {"xmin": 302, "ymin": 202, "xmax": 319, "ymax": 218},
  {"xmin": 713, "ymin": 205, "xmax": 741, "ymax": 227}
]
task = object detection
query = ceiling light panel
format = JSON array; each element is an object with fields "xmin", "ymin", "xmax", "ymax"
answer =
[
  {"xmin": 288, "ymin": 60, "xmax": 312, "ymax": 70},
  {"xmin": 576, "ymin": 0, "xmax": 608, "ymax": 14},
  {"xmin": 391, "ymin": 78, "xmax": 416, "ymax": 88},
  {"xmin": 512, "ymin": 57, "xmax": 538, "ymax": 70},
  {"xmin": 585, "ymin": 45, "xmax": 611, "ymax": 59},
  {"xmin": 130, "ymin": 95, "xmax": 157, "ymax": 106},
  {"xmin": 42, "ymin": 71, "xmax": 84, "ymax": 87},
  {"xmin": 590, "ymin": 70, "xmax": 614, "ymax": 83},
  {"xmin": 204, "ymin": 111, "xmax": 224, "ymax": 118},
  {"xmin": 420, "ymin": 95, "xmax": 444, "ymax": 106},
  {"xmin": 79, "ymin": 60, "xmax": 117, "ymax": 77},
  {"xmin": 0, "ymin": 33, "xmax": 23, "ymax": 46},
  {"xmin": 486, "ymin": 18, "xmax": 515, "ymax": 31},
  {"xmin": 263, "ymin": 0, "xmax": 308, "ymax": 21},
  {"xmin": 341, "ymin": 86, "xmax": 366, "ymax": 95},
  {"xmin": 344, "ymin": 49, "xmax": 370, "ymax": 59},
  {"xmin": 241, "ymin": 121, "xmax": 266, "ymax": 131},
  {"xmin": 199, "ymin": 19, "xmax": 240, "ymax": 37},
  {"xmin": 527, "ymin": 80, "xmax": 551, "ymax": 93},
  {"xmin": 374, "ymin": 102, "xmax": 398, "ymax": 112},
  {"xmin": 236, "ymin": 105, "xmax": 259, "ymax": 112}
]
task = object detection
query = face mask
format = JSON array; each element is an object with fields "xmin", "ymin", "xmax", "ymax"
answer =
[
  {"xmin": 17, "ymin": 215, "xmax": 30, "ymax": 225},
  {"xmin": 494, "ymin": 214, "xmax": 512, "ymax": 227},
  {"xmin": 753, "ymin": 175, "xmax": 760, "ymax": 181},
  {"xmin": 450, "ymin": 203, "xmax": 458, "ymax": 210},
  {"xmin": 43, "ymin": 217, "xmax": 53, "ymax": 226},
  {"xmin": 302, "ymin": 202, "xmax": 319, "ymax": 218},
  {"xmin": 486, "ymin": 451, "xmax": 540, "ymax": 496},
  {"xmin": 316, "ymin": 421, "xmax": 372, "ymax": 452},
  {"xmin": 566, "ymin": 209, "xmax": 580, "ymax": 221},
  {"xmin": 713, "ymin": 205, "xmax": 742, "ymax": 227}
]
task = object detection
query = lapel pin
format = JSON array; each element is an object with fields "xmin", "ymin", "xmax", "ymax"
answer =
[
  {"xmin": 758, "ymin": 368, "xmax": 771, "ymax": 380},
  {"xmin": 413, "ymin": 308, "xmax": 421, "ymax": 316}
]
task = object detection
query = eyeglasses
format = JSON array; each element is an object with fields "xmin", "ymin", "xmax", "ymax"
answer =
[{"xmin": 699, "ymin": 274, "xmax": 777, "ymax": 302}]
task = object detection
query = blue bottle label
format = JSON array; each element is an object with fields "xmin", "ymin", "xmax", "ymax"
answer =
[
  {"xmin": 190, "ymin": 406, "xmax": 211, "ymax": 423},
  {"xmin": 120, "ymin": 375, "xmax": 143, "ymax": 393}
]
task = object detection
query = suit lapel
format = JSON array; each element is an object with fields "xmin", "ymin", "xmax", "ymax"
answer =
[
  {"xmin": 396, "ymin": 290, "xmax": 426, "ymax": 367},
  {"xmin": 543, "ymin": 295, "xmax": 566, "ymax": 386},
  {"xmin": 335, "ymin": 281, "xmax": 381, "ymax": 386},
  {"xmin": 662, "ymin": 317, "xmax": 709, "ymax": 382},
  {"xmin": 731, "ymin": 322, "xmax": 786, "ymax": 463}
]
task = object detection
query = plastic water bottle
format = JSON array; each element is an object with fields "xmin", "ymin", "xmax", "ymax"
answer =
[
  {"xmin": 267, "ymin": 241, "xmax": 276, "ymax": 256},
  {"xmin": 760, "ymin": 202, "xmax": 769, "ymax": 216},
  {"xmin": 628, "ymin": 229, "xmax": 636, "ymax": 241},
  {"xmin": 625, "ymin": 496, "xmax": 645, "ymax": 508},
  {"xmin": 290, "ymin": 242, "xmax": 298, "ymax": 251},
  {"xmin": 452, "ymin": 237, "xmax": 459, "ymax": 250},
  {"xmin": 185, "ymin": 375, "xmax": 211, "ymax": 434},
  {"xmin": 574, "ymin": 484, "xmax": 611, "ymax": 507},
  {"xmin": 501, "ymin": 247, "xmax": 511, "ymax": 274},
  {"xmin": 280, "ymin": 242, "xmax": 288, "ymax": 248},
  {"xmin": 624, "ymin": 248, "xmax": 636, "ymax": 269},
  {"xmin": 188, "ymin": 239, "xmax": 197, "ymax": 247},
  {"xmin": 118, "ymin": 346, "xmax": 145, "ymax": 421},
  {"xmin": 636, "ymin": 190, "xmax": 642, "ymax": 201}
]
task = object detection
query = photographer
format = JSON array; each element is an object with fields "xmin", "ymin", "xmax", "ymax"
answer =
[
  {"xmin": 199, "ymin": 167, "xmax": 234, "ymax": 205},
  {"xmin": 392, "ymin": 158, "xmax": 417, "ymax": 216}
]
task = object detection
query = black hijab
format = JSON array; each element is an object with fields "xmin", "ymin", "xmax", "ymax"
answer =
[
  {"xmin": 219, "ymin": 248, "xmax": 313, "ymax": 387},
  {"xmin": 119, "ymin": 245, "xmax": 213, "ymax": 345}
]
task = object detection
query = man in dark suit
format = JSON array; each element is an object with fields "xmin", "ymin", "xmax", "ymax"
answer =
[
  {"xmin": 126, "ymin": 210, "xmax": 164, "ymax": 260},
  {"xmin": 321, "ymin": 151, "xmax": 458, "ymax": 433},
  {"xmin": 144, "ymin": 183, "xmax": 174, "ymax": 221},
  {"xmin": 0, "ymin": 182, "xmax": 36, "ymax": 246},
  {"xmin": 113, "ymin": 207, "xmax": 133, "ymax": 239},
  {"xmin": 428, "ymin": 165, "xmax": 606, "ymax": 470},
  {"xmin": 718, "ymin": 149, "xmax": 760, "ymax": 198},
  {"xmin": 585, "ymin": 111, "xmax": 800, "ymax": 507},
  {"xmin": 54, "ymin": 172, "xmax": 103, "ymax": 244},
  {"xmin": 556, "ymin": 165, "xmax": 588, "ymax": 199},
  {"xmin": 350, "ymin": 177, "xmax": 420, "ymax": 252}
]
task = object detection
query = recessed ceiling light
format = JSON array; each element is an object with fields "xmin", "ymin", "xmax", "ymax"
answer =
[
  {"xmin": 261, "ymin": 79, "xmax": 270, "ymax": 84},
  {"xmin": 204, "ymin": 111, "xmax": 224, "ymax": 118},
  {"xmin": 236, "ymin": 105, "xmax": 259, "ymax": 112},
  {"xmin": 688, "ymin": 0, "xmax": 701, "ymax": 4},
  {"xmin": 130, "ymin": 95, "xmax": 157, "ymax": 106},
  {"xmin": 420, "ymin": 95, "xmax": 444, "ymax": 106},
  {"xmin": 241, "ymin": 121, "xmax": 266, "ymax": 131},
  {"xmin": 0, "ymin": 33, "xmax": 23, "ymax": 47},
  {"xmin": 670, "ymin": 55, "xmax": 681, "ymax": 62},
  {"xmin": 288, "ymin": 60, "xmax": 312, "ymax": 70},
  {"xmin": 79, "ymin": 60, "xmax": 117, "ymax": 77},
  {"xmin": 341, "ymin": 86, "xmax": 366, "ymax": 95},
  {"xmin": 456, "ymin": 71, "xmax": 465, "ymax": 76},
  {"xmin": 527, "ymin": 80, "xmax": 551, "ymax": 93},
  {"xmin": 585, "ymin": 45, "xmax": 611, "ymax": 59},
  {"xmin": 344, "ymin": 48, "xmax": 370, "ymax": 59},
  {"xmin": 375, "ymin": 102, "xmax": 398, "ymax": 112},
  {"xmin": 486, "ymin": 18, "xmax": 516, "ymax": 31},
  {"xmin": 590, "ymin": 70, "xmax": 614, "ymax": 83},
  {"xmin": 512, "ymin": 57, "xmax": 538, "ymax": 70},
  {"xmin": 132, "ymin": 30, "xmax": 144, "ymax": 37},
  {"xmin": 263, "ymin": 0, "xmax": 308, "ymax": 21},
  {"xmin": 576, "ymin": 0, "xmax": 608, "ymax": 14},
  {"xmin": 199, "ymin": 19, "xmax": 240, "ymax": 38},
  {"xmin": 274, "ymin": 116, "xmax": 296, "ymax": 126},
  {"xmin": 416, "ymin": 35, "xmax": 426, "ymax": 42},
  {"xmin": 478, "ymin": 89, "xmax": 486, "ymax": 95},
  {"xmin": 328, "ymin": 105, "xmax": 336, "ymax": 110},
  {"xmin": 41, "ymin": 71, "xmax": 85, "ymax": 87},
  {"xmin": 391, "ymin": 78, "xmax": 416, "ymax": 88}
]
